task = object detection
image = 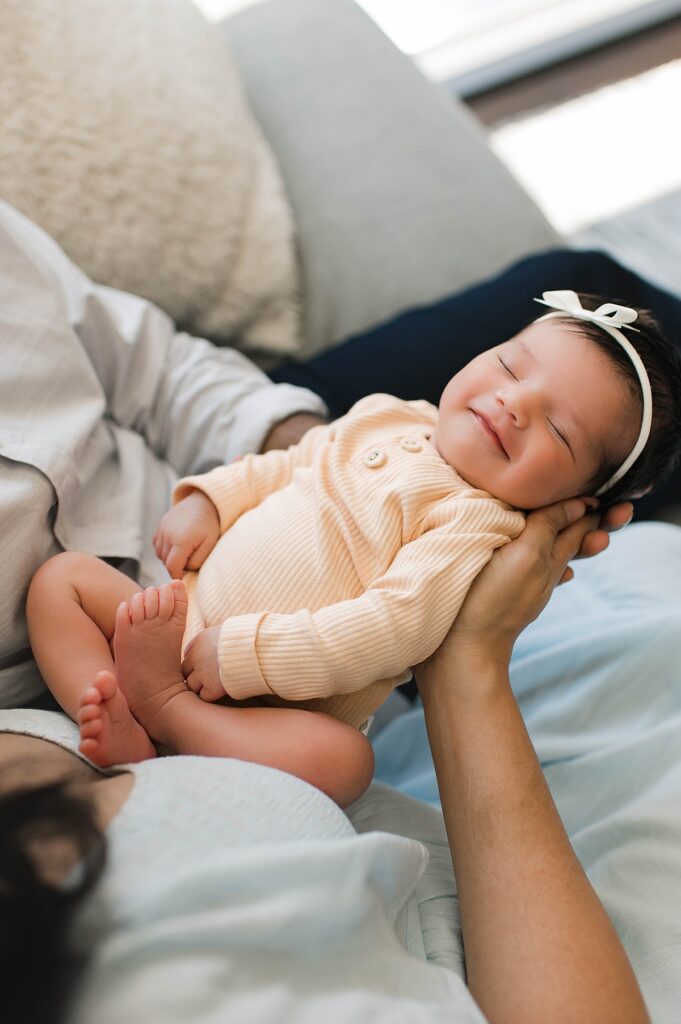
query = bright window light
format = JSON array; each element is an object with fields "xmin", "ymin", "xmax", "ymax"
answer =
[{"xmin": 490, "ymin": 59, "xmax": 681, "ymax": 232}]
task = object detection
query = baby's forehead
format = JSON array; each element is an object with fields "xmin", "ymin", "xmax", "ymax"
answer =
[{"xmin": 510, "ymin": 324, "xmax": 638, "ymax": 446}]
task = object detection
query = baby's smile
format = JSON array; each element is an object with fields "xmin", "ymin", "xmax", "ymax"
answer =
[
  {"xmin": 471, "ymin": 408, "xmax": 509, "ymax": 458},
  {"xmin": 432, "ymin": 321, "xmax": 638, "ymax": 509}
]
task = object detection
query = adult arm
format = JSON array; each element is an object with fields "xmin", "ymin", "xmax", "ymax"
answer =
[
  {"xmin": 0, "ymin": 200, "xmax": 328, "ymax": 474},
  {"xmin": 414, "ymin": 500, "xmax": 650, "ymax": 1024}
]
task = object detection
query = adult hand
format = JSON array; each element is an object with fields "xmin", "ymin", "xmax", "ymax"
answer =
[
  {"xmin": 574, "ymin": 498, "xmax": 633, "ymax": 559},
  {"xmin": 416, "ymin": 497, "xmax": 609, "ymax": 687},
  {"xmin": 261, "ymin": 412, "xmax": 328, "ymax": 452}
]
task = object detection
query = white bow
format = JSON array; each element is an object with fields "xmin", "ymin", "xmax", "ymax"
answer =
[
  {"xmin": 533, "ymin": 289, "xmax": 651, "ymax": 496},
  {"xmin": 534, "ymin": 290, "xmax": 639, "ymax": 332}
]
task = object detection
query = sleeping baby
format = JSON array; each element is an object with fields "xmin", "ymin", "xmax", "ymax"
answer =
[{"xmin": 26, "ymin": 290, "xmax": 681, "ymax": 804}]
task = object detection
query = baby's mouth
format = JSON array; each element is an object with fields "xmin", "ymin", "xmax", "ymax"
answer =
[{"xmin": 472, "ymin": 409, "xmax": 509, "ymax": 457}]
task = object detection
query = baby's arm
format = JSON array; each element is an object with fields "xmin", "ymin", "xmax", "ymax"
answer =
[
  {"xmin": 212, "ymin": 500, "xmax": 524, "ymax": 703},
  {"xmin": 172, "ymin": 393, "xmax": 395, "ymax": 535},
  {"xmin": 155, "ymin": 419, "xmax": 336, "ymax": 577},
  {"xmin": 173, "ymin": 416, "xmax": 335, "ymax": 535}
]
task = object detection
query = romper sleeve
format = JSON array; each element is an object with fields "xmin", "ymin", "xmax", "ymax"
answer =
[
  {"xmin": 172, "ymin": 418, "xmax": 335, "ymax": 534},
  {"xmin": 216, "ymin": 498, "xmax": 525, "ymax": 701}
]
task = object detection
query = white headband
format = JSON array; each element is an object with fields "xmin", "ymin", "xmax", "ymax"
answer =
[{"xmin": 533, "ymin": 290, "xmax": 653, "ymax": 497}]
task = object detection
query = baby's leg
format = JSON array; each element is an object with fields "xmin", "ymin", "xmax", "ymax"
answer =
[
  {"xmin": 113, "ymin": 589, "xmax": 374, "ymax": 806},
  {"xmin": 26, "ymin": 552, "xmax": 156, "ymax": 765},
  {"xmin": 168, "ymin": 701, "xmax": 375, "ymax": 807}
]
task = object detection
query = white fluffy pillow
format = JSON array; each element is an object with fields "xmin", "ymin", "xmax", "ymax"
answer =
[{"xmin": 0, "ymin": 0, "xmax": 301, "ymax": 356}]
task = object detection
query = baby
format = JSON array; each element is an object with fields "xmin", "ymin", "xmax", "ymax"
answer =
[{"xmin": 26, "ymin": 291, "xmax": 681, "ymax": 804}]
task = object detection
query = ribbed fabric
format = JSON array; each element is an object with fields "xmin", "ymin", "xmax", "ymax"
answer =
[{"xmin": 174, "ymin": 394, "xmax": 525, "ymax": 727}]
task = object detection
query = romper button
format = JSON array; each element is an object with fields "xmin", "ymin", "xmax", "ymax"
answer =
[
  {"xmin": 400, "ymin": 436, "xmax": 422, "ymax": 452},
  {"xmin": 364, "ymin": 448, "xmax": 386, "ymax": 468}
]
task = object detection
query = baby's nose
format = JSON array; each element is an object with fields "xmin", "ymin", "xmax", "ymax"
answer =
[{"xmin": 495, "ymin": 386, "xmax": 532, "ymax": 429}]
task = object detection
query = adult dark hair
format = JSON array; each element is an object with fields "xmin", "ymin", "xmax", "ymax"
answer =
[
  {"xmin": 557, "ymin": 293, "xmax": 681, "ymax": 506},
  {"xmin": 0, "ymin": 783, "xmax": 106, "ymax": 1024}
]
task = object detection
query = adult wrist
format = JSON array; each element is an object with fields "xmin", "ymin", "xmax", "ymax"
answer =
[
  {"xmin": 416, "ymin": 640, "xmax": 513, "ymax": 705},
  {"xmin": 260, "ymin": 412, "xmax": 328, "ymax": 452}
]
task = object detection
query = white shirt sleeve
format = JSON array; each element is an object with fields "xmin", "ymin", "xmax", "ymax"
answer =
[{"xmin": 0, "ymin": 200, "xmax": 328, "ymax": 474}]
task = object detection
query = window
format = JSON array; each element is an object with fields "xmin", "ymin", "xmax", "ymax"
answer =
[{"xmin": 355, "ymin": 0, "xmax": 681, "ymax": 93}]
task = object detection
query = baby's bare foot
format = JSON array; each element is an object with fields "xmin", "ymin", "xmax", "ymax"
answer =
[
  {"xmin": 78, "ymin": 670, "xmax": 156, "ymax": 767},
  {"xmin": 113, "ymin": 580, "xmax": 189, "ymax": 742}
]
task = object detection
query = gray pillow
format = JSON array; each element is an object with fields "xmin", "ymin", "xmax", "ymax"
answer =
[{"xmin": 225, "ymin": 0, "xmax": 560, "ymax": 357}]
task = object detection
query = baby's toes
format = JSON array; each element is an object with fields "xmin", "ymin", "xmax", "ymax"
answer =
[
  {"xmin": 78, "ymin": 702, "xmax": 100, "ymax": 724},
  {"xmin": 128, "ymin": 591, "xmax": 146, "ymax": 626},
  {"xmin": 80, "ymin": 717, "xmax": 103, "ymax": 739},
  {"xmin": 79, "ymin": 684, "xmax": 103, "ymax": 711},
  {"xmin": 79, "ymin": 737, "xmax": 99, "ymax": 758},
  {"xmin": 156, "ymin": 582, "xmax": 177, "ymax": 623},
  {"xmin": 143, "ymin": 587, "xmax": 160, "ymax": 618}
]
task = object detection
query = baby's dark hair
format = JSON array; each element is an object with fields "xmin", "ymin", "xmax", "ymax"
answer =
[{"xmin": 550, "ymin": 293, "xmax": 681, "ymax": 505}]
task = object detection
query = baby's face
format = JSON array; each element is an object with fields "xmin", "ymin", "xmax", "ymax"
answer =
[{"xmin": 431, "ymin": 321, "xmax": 639, "ymax": 509}]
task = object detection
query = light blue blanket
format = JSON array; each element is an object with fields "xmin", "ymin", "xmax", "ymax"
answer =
[{"xmin": 374, "ymin": 522, "xmax": 681, "ymax": 1023}]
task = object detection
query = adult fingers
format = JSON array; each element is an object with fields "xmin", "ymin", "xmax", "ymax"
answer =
[
  {"xmin": 571, "ymin": 501, "xmax": 633, "ymax": 560},
  {"xmin": 520, "ymin": 499, "xmax": 587, "ymax": 560},
  {"xmin": 520, "ymin": 501, "xmax": 601, "ymax": 590},
  {"xmin": 548, "ymin": 511, "xmax": 602, "ymax": 573},
  {"xmin": 599, "ymin": 500, "xmax": 634, "ymax": 533},
  {"xmin": 573, "ymin": 529, "xmax": 610, "ymax": 560}
]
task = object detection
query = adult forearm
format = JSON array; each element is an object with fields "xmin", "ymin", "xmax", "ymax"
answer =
[{"xmin": 420, "ymin": 659, "xmax": 649, "ymax": 1024}]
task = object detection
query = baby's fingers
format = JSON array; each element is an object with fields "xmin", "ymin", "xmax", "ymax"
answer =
[
  {"xmin": 186, "ymin": 535, "xmax": 215, "ymax": 571},
  {"xmin": 185, "ymin": 671, "xmax": 202, "ymax": 695},
  {"xmin": 165, "ymin": 544, "xmax": 189, "ymax": 580}
]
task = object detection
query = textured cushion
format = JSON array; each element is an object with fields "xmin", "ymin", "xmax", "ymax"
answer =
[
  {"xmin": 0, "ymin": 0, "xmax": 301, "ymax": 356},
  {"xmin": 224, "ymin": 0, "xmax": 560, "ymax": 357}
]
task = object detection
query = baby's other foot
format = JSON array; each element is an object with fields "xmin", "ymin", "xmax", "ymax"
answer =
[
  {"xmin": 78, "ymin": 670, "xmax": 156, "ymax": 767},
  {"xmin": 113, "ymin": 580, "xmax": 189, "ymax": 740}
]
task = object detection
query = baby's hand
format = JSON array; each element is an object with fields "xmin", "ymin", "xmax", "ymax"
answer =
[
  {"xmin": 154, "ymin": 491, "xmax": 220, "ymax": 579},
  {"xmin": 182, "ymin": 625, "xmax": 224, "ymax": 702}
]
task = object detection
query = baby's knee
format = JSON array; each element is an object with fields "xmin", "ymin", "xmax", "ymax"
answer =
[
  {"xmin": 319, "ymin": 722, "xmax": 375, "ymax": 808},
  {"xmin": 345, "ymin": 732, "xmax": 375, "ymax": 806},
  {"xmin": 27, "ymin": 551, "xmax": 101, "ymax": 613}
]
